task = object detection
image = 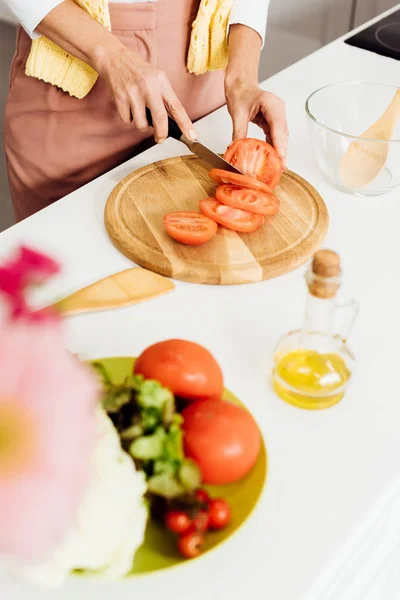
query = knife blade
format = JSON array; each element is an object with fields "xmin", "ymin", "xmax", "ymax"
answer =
[
  {"xmin": 145, "ymin": 108, "xmax": 243, "ymax": 174},
  {"xmin": 180, "ymin": 137, "xmax": 243, "ymax": 174}
]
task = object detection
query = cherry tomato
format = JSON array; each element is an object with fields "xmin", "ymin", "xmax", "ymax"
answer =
[
  {"xmin": 164, "ymin": 212, "xmax": 217, "ymax": 245},
  {"xmin": 223, "ymin": 138, "xmax": 283, "ymax": 189},
  {"xmin": 216, "ymin": 184, "xmax": 280, "ymax": 216},
  {"xmin": 209, "ymin": 169, "xmax": 272, "ymax": 194},
  {"xmin": 194, "ymin": 489, "xmax": 211, "ymax": 506},
  {"xmin": 199, "ymin": 198, "xmax": 264, "ymax": 233},
  {"xmin": 192, "ymin": 509, "xmax": 210, "ymax": 532},
  {"xmin": 134, "ymin": 339, "xmax": 224, "ymax": 401},
  {"xmin": 178, "ymin": 531, "xmax": 204, "ymax": 559},
  {"xmin": 182, "ymin": 399, "xmax": 261, "ymax": 485},
  {"xmin": 209, "ymin": 499, "xmax": 231, "ymax": 530},
  {"xmin": 165, "ymin": 510, "xmax": 192, "ymax": 534}
]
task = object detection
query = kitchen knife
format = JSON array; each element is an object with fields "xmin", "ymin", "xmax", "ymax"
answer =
[{"xmin": 145, "ymin": 108, "xmax": 243, "ymax": 174}]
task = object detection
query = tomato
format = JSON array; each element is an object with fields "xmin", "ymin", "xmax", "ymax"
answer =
[
  {"xmin": 223, "ymin": 138, "xmax": 283, "ymax": 189},
  {"xmin": 178, "ymin": 531, "xmax": 204, "ymax": 559},
  {"xmin": 182, "ymin": 399, "xmax": 261, "ymax": 485},
  {"xmin": 194, "ymin": 489, "xmax": 211, "ymax": 506},
  {"xmin": 164, "ymin": 212, "xmax": 217, "ymax": 245},
  {"xmin": 192, "ymin": 509, "xmax": 210, "ymax": 532},
  {"xmin": 165, "ymin": 510, "xmax": 192, "ymax": 534},
  {"xmin": 216, "ymin": 184, "xmax": 280, "ymax": 216},
  {"xmin": 209, "ymin": 169, "xmax": 272, "ymax": 194},
  {"xmin": 209, "ymin": 499, "xmax": 231, "ymax": 530},
  {"xmin": 199, "ymin": 198, "xmax": 264, "ymax": 233},
  {"xmin": 134, "ymin": 340, "xmax": 224, "ymax": 401}
]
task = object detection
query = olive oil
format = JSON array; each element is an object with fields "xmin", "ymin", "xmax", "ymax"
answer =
[
  {"xmin": 273, "ymin": 349, "xmax": 352, "ymax": 410},
  {"xmin": 272, "ymin": 250, "xmax": 357, "ymax": 410}
]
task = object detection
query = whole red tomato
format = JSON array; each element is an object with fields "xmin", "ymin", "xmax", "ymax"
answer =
[
  {"xmin": 165, "ymin": 510, "xmax": 192, "ymax": 535},
  {"xmin": 182, "ymin": 399, "xmax": 261, "ymax": 485},
  {"xmin": 178, "ymin": 531, "xmax": 204, "ymax": 559},
  {"xmin": 209, "ymin": 499, "xmax": 231, "ymax": 530},
  {"xmin": 134, "ymin": 340, "xmax": 223, "ymax": 401}
]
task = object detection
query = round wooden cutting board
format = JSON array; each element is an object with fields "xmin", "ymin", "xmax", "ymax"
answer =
[{"xmin": 105, "ymin": 155, "xmax": 329, "ymax": 285}]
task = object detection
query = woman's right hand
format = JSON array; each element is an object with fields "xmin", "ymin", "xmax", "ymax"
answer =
[{"xmin": 95, "ymin": 45, "xmax": 196, "ymax": 143}]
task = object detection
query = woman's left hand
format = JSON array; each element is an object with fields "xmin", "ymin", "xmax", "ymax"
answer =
[{"xmin": 225, "ymin": 79, "xmax": 289, "ymax": 168}]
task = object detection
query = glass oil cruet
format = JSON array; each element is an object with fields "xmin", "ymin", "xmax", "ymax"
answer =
[{"xmin": 272, "ymin": 249, "xmax": 359, "ymax": 410}]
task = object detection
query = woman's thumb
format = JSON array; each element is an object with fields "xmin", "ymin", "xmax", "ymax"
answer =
[{"xmin": 232, "ymin": 110, "xmax": 249, "ymax": 141}]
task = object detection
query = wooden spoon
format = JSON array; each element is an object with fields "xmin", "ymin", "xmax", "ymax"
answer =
[
  {"xmin": 339, "ymin": 88, "xmax": 400, "ymax": 189},
  {"xmin": 49, "ymin": 268, "xmax": 175, "ymax": 316}
]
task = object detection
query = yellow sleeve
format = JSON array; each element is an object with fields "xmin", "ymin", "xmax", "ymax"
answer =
[
  {"xmin": 187, "ymin": 0, "xmax": 233, "ymax": 76},
  {"xmin": 25, "ymin": 0, "xmax": 111, "ymax": 100}
]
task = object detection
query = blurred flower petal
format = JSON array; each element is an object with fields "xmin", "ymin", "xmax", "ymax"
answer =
[
  {"xmin": 17, "ymin": 247, "xmax": 60, "ymax": 285},
  {"xmin": 0, "ymin": 274, "xmax": 98, "ymax": 562}
]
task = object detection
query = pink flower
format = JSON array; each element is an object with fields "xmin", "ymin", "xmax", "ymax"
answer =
[
  {"xmin": 0, "ymin": 319, "xmax": 98, "ymax": 562},
  {"xmin": 0, "ymin": 247, "xmax": 60, "ymax": 322},
  {"xmin": 17, "ymin": 246, "xmax": 60, "ymax": 286},
  {"xmin": 0, "ymin": 247, "xmax": 99, "ymax": 563},
  {"xmin": 0, "ymin": 265, "xmax": 22, "ymax": 297}
]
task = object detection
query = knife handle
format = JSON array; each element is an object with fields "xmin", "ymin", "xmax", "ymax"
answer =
[{"xmin": 145, "ymin": 107, "xmax": 183, "ymax": 142}]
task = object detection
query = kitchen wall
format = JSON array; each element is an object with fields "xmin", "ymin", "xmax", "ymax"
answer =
[
  {"xmin": 259, "ymin": 0, "xmax": 398, "ymax": 79},
  {"xmin": 260, "ymin": 0, "xmax": 355, "ymax": 79},
  {"xmin": 0, "ymin": 0, "xmax": 398, "ymax": 232},
  {"xmin": 354, "ymin": 0, "xmax": 398, "ymax": 26}
]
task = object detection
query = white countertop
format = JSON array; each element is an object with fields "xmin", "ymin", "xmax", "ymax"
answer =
[{"xmin": 2, "ymin": 7, "xmax": 400, "ymax": 600}]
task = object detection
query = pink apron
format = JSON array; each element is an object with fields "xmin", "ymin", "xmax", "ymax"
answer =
[{"xmin": 4, "ymin": 0, "xmax": 226, "ymax": 221}]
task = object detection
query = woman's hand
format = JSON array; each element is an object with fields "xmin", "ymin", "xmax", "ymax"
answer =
[
  {"xmin": 96, "ymin": 46, "xmax": 196, "ymax": 143},
  {"xmin": 225, "ymin": 24, "xmax": 289, "ymax": 167},
  {"xmin": 36, "ymin": 0, "xmax": 195, "ymax": 144},
  {"xmin": 225, "ymin": 79, "xmax": 288, "ymax": 167}
]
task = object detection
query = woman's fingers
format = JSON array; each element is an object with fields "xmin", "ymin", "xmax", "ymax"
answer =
[
  {"xmin": 261, "ymin": 95, "xmax": 289, "ymax": 166},
  {"xmin": 130, "ymin": 98, "xmax": 150, "ymax": 133},
  {"xmin": 231, "ymin": 107, "xmax": 249, "ymax": 141},
  {"xmin": 163, "ymin": 81, "xmax": 196, "ymax": 141},
  {"xmin": 253, "ymin": 112, "xmax": 270, "ymax": 137},
  {"xmin": 225, "ymin": 82, "xmax": 289, "ymax": 165},
  {"xmin": 107, "ymin": 52, "xmax": 192, "ymax": 143},
  {"xmin": 115, "ymin": 94, "xmax": 132, "ymax": 125},
  {"xmin": 146, "ymin": 96, "xmax": 169, "ymax": 143}
]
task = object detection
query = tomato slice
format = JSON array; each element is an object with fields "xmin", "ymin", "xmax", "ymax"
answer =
[
  {"xmin": 164, "ymin": 212, "xmax": 217, "ymax": 245},
  {"xmin": 216, "ymin": 184, "xmax": 280, "ymax": 216},
  {"xmin": 209, "ymin": 169, "xmax": 272, "ymax": 194},
  {"xmin": 199, "ymin": 198, "xmax": 264, "ymax": 233},
  {"xmin": 223, "ymin": 138, "xmax": 283, "ymax": 189}
]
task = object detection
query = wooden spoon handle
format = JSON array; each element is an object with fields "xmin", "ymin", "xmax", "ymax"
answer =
[
  {"xmin": 48, "ymin": 268, "xmax": 175, "ymax": 316},
  {"xmin": 386, "ymin": 88, "xmax": 400, "ymax": 121}
]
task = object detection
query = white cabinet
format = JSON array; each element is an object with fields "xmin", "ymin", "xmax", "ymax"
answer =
[
  {"xmin": 260, "ymin": 0, "xmax": 399, "ymax": 80},
  {"xmin": 0, "ymin": 2, "xmax": 17, "ymax": 26},
  {"xmin": 354, "ymin": 0, "xmax": 399, "ymax": 27},
  {"xmin": 260, "ymin": 0, "xmax": 354, "ymax": 79}
]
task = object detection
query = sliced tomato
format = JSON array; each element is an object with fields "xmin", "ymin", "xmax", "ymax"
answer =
[
  {"xmin": 223, "ymin": 138, "xmax": 283, "ymax": 189},
  {"xmin": 199, "ymin": 198, "xmax": 264, "ymax": 233},
  {"xmin": 209, "ymin": 169, "xmax": 272, "ymax": 194},
  {"xmin": 164, "ymin": 212, "xmax": 217, "ymax": 245},
  {"xmin": 216, "ymin": 184, "xmax": 280, "ymax": 216}
]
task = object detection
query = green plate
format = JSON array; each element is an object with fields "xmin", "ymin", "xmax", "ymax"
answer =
[{"xmin": 96, "ymin": 357, "xmax": 268, "ymax": 576}]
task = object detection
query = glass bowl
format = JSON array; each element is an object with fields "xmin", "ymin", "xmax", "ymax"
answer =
[{"xmin": 305, "ymin": 82, "xmax": 400, "ymax": 196}]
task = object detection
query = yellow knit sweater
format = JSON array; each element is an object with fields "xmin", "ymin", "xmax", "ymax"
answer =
[{"xmin": 26, "ymin": 0, "xmax": 233, "ymax": 100}]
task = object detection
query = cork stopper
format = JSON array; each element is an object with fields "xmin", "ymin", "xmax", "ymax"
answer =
[
  {"xmin": 307, "ymin": 250, "xmax": 341, "ymax": 299},
  {"xmin": 312, "ymin": 250, "xmax": 341, "ymax": 278}
]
